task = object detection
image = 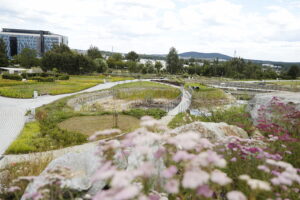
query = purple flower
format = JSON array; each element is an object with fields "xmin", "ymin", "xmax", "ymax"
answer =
[{"xmin": 197, "ymin": 185, "xmax": 213, "ymax": 198}]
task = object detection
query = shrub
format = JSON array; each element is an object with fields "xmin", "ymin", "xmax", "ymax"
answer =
[
  {"xmin": 123, "ymin": 108, "xmax": 167, "ymax": 119},
  {"xmin": 31, "ymin": 76, "xmax": 55, "ymax": 82},
  {"xmin": 57, "ymin": 75, "xmax": 70, "ymax": 80},
  {"xmin": 2, "ymin": 73, "xmax": 22, "ymax": 81}
]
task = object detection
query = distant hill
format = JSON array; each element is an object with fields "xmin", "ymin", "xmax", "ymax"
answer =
[{"xmin": 179, "ymin": 51, "xmax": 232, "ymax": 60}]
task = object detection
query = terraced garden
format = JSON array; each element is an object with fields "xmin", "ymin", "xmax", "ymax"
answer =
[{"xmin": 5, "ymin": 81, "xmax": 180, "ymax": 154}]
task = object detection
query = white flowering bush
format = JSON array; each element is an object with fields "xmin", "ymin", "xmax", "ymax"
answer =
[
  {"xmin": 5, "ymin": 99, "xmax": 300, "ymax": 200},
  {"xmin": 86, "ymin": 116, "xmax": 300, "ymax": 200}
]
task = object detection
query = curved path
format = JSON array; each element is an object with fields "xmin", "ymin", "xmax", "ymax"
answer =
[
  {"xmin": 0, "ymin": 79, "xmax": 138, "ymax": 155},
  {"xmin": 0, "ymin": 80, "xmax": 192, "ymax": 167}
]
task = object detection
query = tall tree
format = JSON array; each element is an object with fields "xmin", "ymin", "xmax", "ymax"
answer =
[
  {"xmin": 287, "ymin": 65, "xmax": 300, "ymax": 79},
  {"xmin": 166, "ymin": 47, "xmax": 182, "ymax": 74},
  {"xmin": 87, "ymin": 46, "xmax": 102, "ymax": 59},
  {"xmin": 154, "ymin": 61, "xmax": 163, "ymax": 73},
  {"xmin": 19, "ymin": 48, "xmax": 39, "ymax": 68},
  {"xmin": 0, "ymin": 38, "xmax": 9, "ymax": 67},
  {"xmin": 126, "ymin": 51, "xmax": 139, "ymax": 62}
]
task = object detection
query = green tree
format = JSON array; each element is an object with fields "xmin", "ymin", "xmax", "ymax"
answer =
[
  {"xmin": 111, "ymin": 53, "xmax": 123, "ymax": 61},
  {"xmin": 154, "ymin": 61, "xmax": 163, "ymax": 73},
  {"xmin": 166, "ymin": 47, "xmax": 182, "ymax": 74},
  {"xmin": 287, "ymin": 65, "xmax": 300, "ymax": 79},
  {"xmin": 19, "ymin": 48, "xmax": 39, "ymax": 68},
  {"xmin": 52, "ymin": 44, "xmax": 71, "ymax": 54},
  {"xmin": 87, "ymin": 46, "xmax": 102, "ymax": 59},
  {"xmin": 0, "ymin": 38, "xmax": 9, "ymax": 67},
  {"xmin": 94, "ymin": 58, "xmax": 108, "ymax": 73},
  {"xmin": 126, "ymin": 51, "xmax": 139, "ymax": 62}
]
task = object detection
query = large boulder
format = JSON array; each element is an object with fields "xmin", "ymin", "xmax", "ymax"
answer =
[
  {"xmin": 247, "ymin": 92, "xmax": 300, "ymax": 124},
  {"xmin": 21, "ymin": 149, "xmax": 104, "ymax": 200},
  {"xmin": 171, "ymin": 122, "xmax": 248, "ymax": 140}
]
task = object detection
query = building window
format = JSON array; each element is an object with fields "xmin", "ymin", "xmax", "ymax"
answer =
[{"xmin": 9, "ymin": 37, "xmax": 18, "ymax": 57}]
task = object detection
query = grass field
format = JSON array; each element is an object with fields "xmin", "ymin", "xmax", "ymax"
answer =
[
  {"xmin": 0, "ymin": 75, "xmax": 133, "ymax": 98},
  {"xmin": 267, "ymin": 80, "xmax": 300, "ymax": 90},
  {"xmin": 185, "ymin": 82, "xmax": 230, "ymax": 108},
  {"xmin": 113, "ymin": 81, "xmax": 181, "ymax": 100},
  {"xmin": 58, "ymin": 115, "xmax": 140, "ymax": 137}
]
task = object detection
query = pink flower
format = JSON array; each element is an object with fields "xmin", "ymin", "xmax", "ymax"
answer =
[
  {"xmin": 230, "ymin": 157, "xmax": 237, "ymax": 162},
  {"xmin": 173, "ymin": 150, "xmax": 195, "ymax": 162},
  {"xmin": 164, "ymin": 179, "xmax": 179, "ymax": 194},
  {"xmin": 114, "ymin": 185, "xmax": 140, "ymax": 200},
  {"xmin": 226, "ymin": 191, "xmax": 247, "ymax": 200},
  {"xmin": 197, "ymin": 185, "xmax": 213, "ymax": 198},
  {"xmin": 210, "ymin": 170, "xmax": 232, "ymax": 186},
  {"xmin": 168, "ymin": 132, "xmax": 200, "ymax": 150},
  {"xmin": 162, "ymin": 166, "xmax": 177, "ymax": 178},
  {"xmin": 182, "ymin": 170, "xmax": 209, "ymax": 189},
  {"xmin": 154, "ymin": 147, "xmax": 166, "ymax": 159}
]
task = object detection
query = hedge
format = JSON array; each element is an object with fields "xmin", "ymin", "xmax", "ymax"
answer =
[{"xmin": 2, "ymin": 73, "xmax": 22, "ymax": 81}]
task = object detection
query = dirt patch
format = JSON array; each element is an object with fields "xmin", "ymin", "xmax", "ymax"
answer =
[{"xmin": 58, "ymin": 115, "xmax": 140, "ymax": 136}]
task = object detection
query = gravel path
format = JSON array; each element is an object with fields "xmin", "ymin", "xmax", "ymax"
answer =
[{"xmin": 0, "ymin": 80, "xmax": 138, "ymax": 155}]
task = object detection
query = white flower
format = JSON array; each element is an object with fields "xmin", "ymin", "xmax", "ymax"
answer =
[
  {"xmin": 227, "ymin": 191, "xmax": 247, "ymax": 200},
  {"xmin": 182, "ymin": 169, "xmax": 209, "ymax": 189},
  {"xmin": 247, "ymin": 179, "xmax": 271, "ymax": 191},
  {"xmin": 211, "ymin": 170, "xmax": 232, "ymax": 186}
]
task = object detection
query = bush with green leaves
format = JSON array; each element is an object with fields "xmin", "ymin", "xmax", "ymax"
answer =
[
  {"xmin": 2, "ymin": 73, "xmax": 22, "ymax": 81},
  {"xmin": 123, "ymin": 108, "xmax": 167, "ymax": 119}
]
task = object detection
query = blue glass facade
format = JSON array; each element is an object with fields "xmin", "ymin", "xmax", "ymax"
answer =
[{"xmin": 0, "ymin": 29, "xmax": 68, "ymax": 58}]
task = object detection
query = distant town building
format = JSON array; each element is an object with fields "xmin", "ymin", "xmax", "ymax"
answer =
[{"xmin": 0, "ymin": 28, "xmax": 68, "ymax": 58}]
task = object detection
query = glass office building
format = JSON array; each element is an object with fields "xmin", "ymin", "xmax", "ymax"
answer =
[{"xmin": 0, "ymin": 28, "xmax": 68, "ymax": 58}]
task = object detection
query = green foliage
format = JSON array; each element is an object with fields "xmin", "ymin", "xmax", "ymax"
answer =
[
  {"xmin": 57, "ymin": 75, "xmax": 70, "ymax": 80},
  {"xmin": 166, "ymin": 47, "xmax": 182, "ymax": 74},
  {"xmin": 0, "ymin": 38, "xmax": 9, "ymax": 67},
  {"xmin": 113, "ymin": 81, "xmax": 181, "ymax": 100},
  {"xmin": 186, "ymin": 57, "xmax": 279, "ymax": 79},
  {"xmin": 123, "ymin": 108, "xmax": 167, "ymax": 119},
  {"xmin": 18, "ymin": 48, "xmax": 40, "ymax": 68},
  {"xmin": 287, "ymin": 65, "xmax": 300, "ymax": 79},
  {"xmin": 42, "ymin": 44, "xmax": 96, "ymax": 74},
  {"xmin": 31, "ymin": 76, "xmax": 55, "ymax": 82},
  {"xmin": 198, "ymin": 106, "xmax": 254, "ymax": 135},
  {"xmin": 126, "ymin": 51, "xmax": 139, "ymax": 62},
  {"xmin": 154, "ymin": 61, "xmax": 163, "ymax": 73},
  {"xmin": 0, "ymin": 75, "xmax": 104, "ymax": 98},
  {"xmin": 2, "ymin": 73, "xmax": 22, "ymax": 81},
  {"xmin": 168, "ymin": 106, "xmax": 254, "ymax": 136},
  {"xmin": 87, "ymin": 46, "xmax": 102, "ymax": 59},
  {"xmin": 94, "ymin": 58, "xmax": 108, "ymax": 73}
]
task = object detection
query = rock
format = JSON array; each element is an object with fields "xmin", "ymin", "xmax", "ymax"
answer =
[
  {"xmin": 21, "ymin": 149, "xmax": 104, "ymax": 200},
  {"xmin": 171, "ymin": 122, "xmax": 248, "ymax": 140},
  {"xmin": 247, "ymin": 92, "xmax": 300, "ymax": 124}
]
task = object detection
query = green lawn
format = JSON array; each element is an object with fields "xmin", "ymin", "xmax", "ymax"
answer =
[
  {"xmin": 0, "ymin": 75, "xmax": 133, "ymax": 98},
  {"xmin": 185, "ymin": 82, "xmax": 230, "ymax": 108},
  {"xmin": 112, "ymin": 81, "xmax": 181, "ymax": 100}
]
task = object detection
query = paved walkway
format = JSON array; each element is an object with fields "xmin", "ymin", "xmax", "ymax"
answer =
[
  {"xmin": 0, "ymin": 79, "xmax": 138, "ymax": 155},
  {"xmin": 0, "ymin": 82, "xmax": 192, "ymax": 168}
]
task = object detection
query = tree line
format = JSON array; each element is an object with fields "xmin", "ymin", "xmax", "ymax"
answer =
[{"xmin": 0, "ymin": 37, "xmax": 299, "ymax": 79}]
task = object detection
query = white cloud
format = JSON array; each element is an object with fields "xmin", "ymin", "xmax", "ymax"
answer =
[{"xmin": 0, "ymin": 0, "xmax": 300, "ymax": 61}]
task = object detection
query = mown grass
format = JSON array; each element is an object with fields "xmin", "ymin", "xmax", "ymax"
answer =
[
  {"xmin": 168, "ymin": 106, "xmax": 254, "ymax": 136},
  {"xmin": 113, "ymin": 81, "xmax": 181, "ymax": 100},
  {"xmin": 0, "ymin": 75, "xmax": 133, "ymax": 98},
  {"xmin": 185, "ymin": 82, "xmax": 230, "ymax": 108}
]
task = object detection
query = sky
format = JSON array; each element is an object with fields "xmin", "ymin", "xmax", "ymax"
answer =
[{"xmin": 0, "ymin": 0, "xmax": 300, "ymax": 62}]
